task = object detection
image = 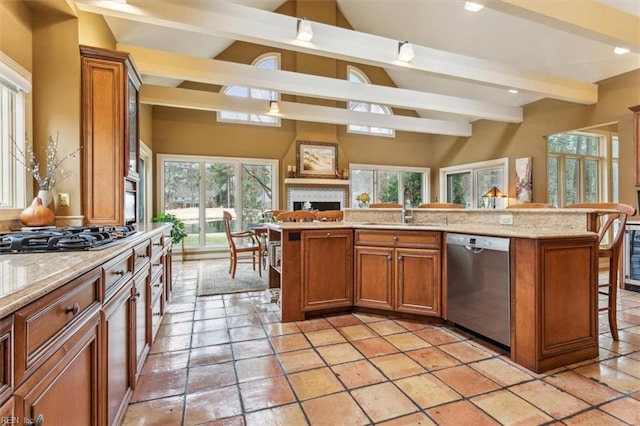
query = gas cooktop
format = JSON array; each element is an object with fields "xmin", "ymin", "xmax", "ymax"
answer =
[{"xmin": 0, "ymin": 224, "xmax": 137, "ymax": 254}]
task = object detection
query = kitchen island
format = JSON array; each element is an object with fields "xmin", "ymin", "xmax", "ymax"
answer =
[{"xmin": 266, "ymin": 208, "xmax": 600, "ymax": 373}]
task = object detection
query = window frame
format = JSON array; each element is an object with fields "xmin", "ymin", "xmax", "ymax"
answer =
[
  {"xmin": 349, "ymin": 163, "xmax": 430, "ymax": 207},
  {"xmin": 346, "ymin": 66, "xmax": 395, "ymax": 138},
  {"xmin": 439, "ymin": 158, "xmax": 509, "ymax": 208},
  {"xmin": 217, "ymin": 53, "xmax": 281, "ymax": 127},
  {"xmin": 0, "ymin": 51, "xmax": 31, "ymax": 214},
  {"xmin": 547, "ymin": 130, "xmax": 611, "ymax": 206},
  {"xmin": 157, "ymin": 153, "xmax": 278, "ymax": 251}
]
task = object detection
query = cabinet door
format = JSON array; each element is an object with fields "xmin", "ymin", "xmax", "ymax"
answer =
[
  {"xmin": 395, "ymin": 248, "xmax": 441, "ymax": 316},
  {"xmin": 301, "ymin": 230, "xmax": 353, "ymax": 311},
  {"xmin": 14, "ymin": 315, "xmax": 99, "ymax": 426},
  {"xmin": 132, "ymin": 268, "xmax": 149, "ymax": 384},
  {"xmin": 354, "ymin": 246, "xmax": 394, "ymax": 311},
  {"xmin": 101, "ymin": 281, "xmax": 133, "ymax": 426}
]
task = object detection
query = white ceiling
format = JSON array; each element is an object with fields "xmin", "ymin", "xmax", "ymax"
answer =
[{"xmin": 71, "ymin": 0, "xmax": 640, "ymax": 136}]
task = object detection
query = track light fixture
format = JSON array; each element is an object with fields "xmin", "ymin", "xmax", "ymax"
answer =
[
  {"xmin": 398, "ymin": 41, "xmax": 415, "ymax": 62},
  {"xmin": 296, "ymin": 18, "xmax": 313, "ymax": 41},
  {"xmin": 269, "ymin": 100, "xmax": 279, "ymax": 113}
]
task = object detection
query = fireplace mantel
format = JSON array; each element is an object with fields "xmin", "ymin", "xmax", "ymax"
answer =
[{"xmin": 284, "ymin": 178, "xmax": 350, "ymax": 186}]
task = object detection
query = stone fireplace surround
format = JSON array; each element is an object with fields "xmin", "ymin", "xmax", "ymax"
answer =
[{"xmin": 286, "ymin": 182, "xmax": 348, "ymax": 211}]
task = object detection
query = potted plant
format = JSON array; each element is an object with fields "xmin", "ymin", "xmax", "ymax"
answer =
[{"xmin": 152, "ymin": 213, "xmax": 187, "ymax": 245}]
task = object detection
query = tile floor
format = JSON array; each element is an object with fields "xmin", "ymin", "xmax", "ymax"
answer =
[{"xmin": 123, "ymin": 260, "xmax": 640, "ymax": 425}]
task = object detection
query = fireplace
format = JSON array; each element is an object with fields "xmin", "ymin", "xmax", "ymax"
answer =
[{"xmin": 287, "ymin": 186, "xmax": 347, "ymax": 211}]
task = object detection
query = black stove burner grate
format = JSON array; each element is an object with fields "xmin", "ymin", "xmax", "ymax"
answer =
[{"xmin": 0, "ymin": 224, "xmax": 137, "ymax": 254}]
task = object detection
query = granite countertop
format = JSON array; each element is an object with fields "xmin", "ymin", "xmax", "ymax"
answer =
[{"xmin": 0, "ymin": 223, "xmax": 171, "ymax": 319}]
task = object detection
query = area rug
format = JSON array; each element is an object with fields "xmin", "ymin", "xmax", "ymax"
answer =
[{"xmin": 197, "ymin": 258, "xmax": 267, "ymax": 296}]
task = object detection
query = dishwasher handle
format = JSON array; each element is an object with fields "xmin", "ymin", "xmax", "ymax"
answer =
[{"xmin": 464, "ymin": 245, "xmax": 485, "ymax": 254}]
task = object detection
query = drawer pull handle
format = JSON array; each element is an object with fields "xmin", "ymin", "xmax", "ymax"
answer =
[
  {"xmin": 154, "ymin": 283, "xmax": 161, "ymax": 288},
  {"xmin": 113, "ymin": 270, "xmax": 125, "ymax": 276},
  {"xmin": 136, "ymin": 254, "xmax": 147, "ymax": 258},
  {"xmin": 65, "ymin": 303, "xmax": 80, "ymax": 316},
  {"xmin": 393, "ymin": 236, "xmax": 398, "ymax": 241},
  {"xmin": 326, "ymin": 232, "xmax": 331, "ymax": 237},
  {"xmin": 153, "ymin": 242, "xmax": 161, "ymax": 246},
  {"xmin": 387, "ymin": 255, "xmax": 392, "ymax": 261},
  {"xmin": 35, "ymin": 414, "xmax": 44, "ymax": 426},
  {"xmin": 131, "ymin": 291, "xmax": 141, "ymax": 302},
  {"xmin": 153, "ymin": 312, "xmax": 162, "ymax": 316}
]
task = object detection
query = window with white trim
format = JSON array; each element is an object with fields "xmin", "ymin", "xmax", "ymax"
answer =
[
  {"xmin": 547, "ymin": 131, "xmax": 614, "ymax": 206},
  {"xmin": 217, "ymin": 53, "xmax": 280, "ymax": 126},
  {"xmin": 0, "ymin": 51, "xmax": 31, "ymax": 210},
  {"xmin": 439, "ymin": 158, "xmax": 509, "ymax": 208},
  {"xmin": 350, "ymin": 164, "xmax": 429, "ymax": 208},
  {"xmin": 347, "ymin": 66, "xmax": 394, "ymax": 137}
]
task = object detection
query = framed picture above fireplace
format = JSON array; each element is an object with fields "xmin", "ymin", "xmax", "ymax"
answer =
[{"xmin": 296, "ymin": 141, "xmax": 338, "ymax": 178}]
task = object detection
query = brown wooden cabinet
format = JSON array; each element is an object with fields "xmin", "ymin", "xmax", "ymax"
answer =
[
  {"xmin": 301, "ymin": 229, "xmax": 353, "ymax": 311},
  {"xmin": 631, "ymin": 105, "xmax": 640, "ymax": 185},
  {"xmin": 511, "ymin": 236, "xmax": 599, "ymax": 373},
  {"xmin": 354, "ymin": 230, "xmax": 441, "ymax": 316},
  {"xmin": 132, "ymin": 267, "xmax": 149, "ymax": 385},
  {"xmin": 81, "ymin": 45, "xmax": 141, "ymax": 226},
  {"xmin": 0, "ymin": 316, "xmax": 13, "ymax": 408}
]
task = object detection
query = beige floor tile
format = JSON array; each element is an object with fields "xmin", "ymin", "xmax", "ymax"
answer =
[
  {"xmin": 509, "ymin": 380, "xmax": 590, "ymax": 419},
  {"xmin": 543, "ymin": 370, "xmax": 623, "ymax": 405},
  {"xmin": 326, "ymin": 313, "xmax": 363, "ymax": 327},
  {"xmin": 228, "ymin": 325, "xmax": 267, "ymax": 342},
  {"xmin": 392, "ymin": 318, "xmax": 429, "ymax": 332},
  {"xmin": 384, "ymin": 332, "xmax": 431, "ymax": 351},
  {"xmin": 235, "ymin": 355, "xmax": 283, "ymax": 383},
  {"xmin": 426, "ymin": 399, "xmax": 499, "ymax": 426},
  {"xmin": 262, "ymin": 322, "xmax": 301, "ymax": 336},
  {"xmin": 141, "ymin": 350, "xmax": 190, "ymax": 375},
  {"xmin": 438, "ymin": 340, "xmax": 495, "ymax": 363},
  {"xmin": 288, "ymin": 366, "xmax": 344, "ymax": 400},
  {"xmin": 316, "ymin": 342, "xmax": 364, "ymax": 365},
  {"xmin": 337, "ymin": 324, "xmax": 377, "ymax": 341},
  {"xmin": 563, "ymin": 409, "xmax": 628, "ymax": 425},
  {"xmin": 353, "ymin": 312, "xmax": 388, "ymax": 323},
  {"xmin": 406, "ymin": 347, "xmax": 461, "ymax": 371},
  {"xmin": 189, "ymin": 344, "xmax": 233, "ymax": 367},
  {"xmin": 277, "ymin": 348, "xmax": 326, "ymax": 373},
  {"xmin": 600, "ymin": 396, "xmax": 640, "ymax": 425},
  {"xmin": 305, "ymin": 328, "xmax": 347, "ymax": 346},
  {"xmin": 184, "ymin": 386, "xmax": 242, "ymax": 424},
  {"xmin": 302, "ymin": 392, "xmax": 370, "ymax": 425},
  {"xmin": 231, "ymin": 338, "xmax": 274, "ymax": 359},
  {"xmin": 370, "ymin": 353, "xmax": 425, "ymax": 380},
  {"xmin": 574, "ymin": 363, "xmax": 640, "ymax": 394},
  {"xmin": 238, "ymin": 375, "xmax": 296, "ymax": 412},
  {"xmin": 131, "ymin": 369, "xmax": 187, "ymax": 402},
  {"xmin": 394, "ymin": 373, "xmax": 461, "ymax": 408},
  {"xmin": 269, "ymin": 333, "xmax": 311, "ymax": 353},
  {"xmin": 368, "ymin": 319, "xmax": 408, "ymax": 336},
  {"xmin": 352, "ymin": 337, "xmax": 401, "ymax": 358},
  {"xmin": 121, "ymin": 396, "xmax": 184, "ymax": 426},
  {"xmin": 471, "ymin": 389, "xmax": 553, "ymax": 425},
  {"xmin": 378, "ymin": 412, "xmax": 436, "ymax": 425},
  {"xmin": 244, "ymin": 403, "xmax": 307, "ymax": 426},
  {"xmin": 296, "ymin": 317, "xmax": 333, "ymax": 332},
  {"xmin": 602, "ymin": 355, "xmax": 640, "ymax": 378},
  {"xmin": 351, "ymin": 382, "xmax": 418, "ymax": 423},
  {"xmin": 469, "ymin": 357, "xmax": 534, "ymax": 387},
  {"xmin": 414, "ymin": 327, "xmax": 463, "ymax": 345},
  {"xmin": 331, "ymin": 359, "xmax": 387, "ymax": 389},
  {"xmin": 432, "ymin": 365, "xmax": 500, "ymax": 397},
  {"xmin": 187, "ymin": 361, "xmax": 237, "ymax": 393}
]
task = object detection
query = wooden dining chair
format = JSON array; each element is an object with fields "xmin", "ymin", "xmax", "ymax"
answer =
[
  {"xmin": 417, "ymin": 203, "xmax": 464, "ymax": 209},
  {"xmin": 565, "ymin": 202, "xmax": 636, "ymax": 340},
  {"xmin": 506, "ymin": 203, "xmax": 556, "ymax": 209},
  {"xmin": 315, "ymin": 210, "xmax": 344, "ymax": 221},
  {"xmin": 261, "ymin": 209, "xmax": 286, "ymax": 221},
  {"xmin": 276, "ymin": 210, "xmax": 316, "ymax": 222},
  {"xmin": 222, "ymin": 210, "xmax": 262, "ymax": 278},
  {"xmin": 368, "ymin": 203, "xmax": 403, "ymax": 208}
]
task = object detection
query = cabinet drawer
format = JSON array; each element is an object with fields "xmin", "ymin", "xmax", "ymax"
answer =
[
  {"xmin": 355, "ymin": 230, "xmax": 441, "ymax": 249},
  {"xmin": 103, "ymin": 250, "xmax": 133, "ymax": 298},
  {"xmin": 14, "ymin": 269, "xmax": 101, "ymax": 384},
  {"xmin": 133, "ymin": 239, "xmax": 150, "ymax": 274},
  {"xmin": 149, "ymin": 273, "xmax": 164, "ymax": 304},
  {"xmin": 150, "ymin": 288, "xmax": 163, "ymax": 342},
  {"xmin": 150, "ymin": 234, "xmax": 164, "ymax": 259}
]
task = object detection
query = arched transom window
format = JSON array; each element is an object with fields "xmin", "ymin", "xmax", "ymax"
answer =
[
  {"xmin": 218, "ymin": 53, "xmax": 280, "ymax": 126},
  {"xmin": 347, "ymin": 66, "xmax": 394, "ymax": 137}
]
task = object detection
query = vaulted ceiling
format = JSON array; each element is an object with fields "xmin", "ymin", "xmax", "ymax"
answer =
[{"xmin": 69, "ymin": 0, "xmax": 640, "ymax": 137}]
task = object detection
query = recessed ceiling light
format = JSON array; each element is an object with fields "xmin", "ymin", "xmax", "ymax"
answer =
[
  {"xmin": 614, "ymin": 47, "xmax": 630, "ymax": 55},
  {"xmin": 464, "ymin": 2, "xmax": 484, "ymax": 12},
  {"xmin": 508, "ymin": 89, "xmax": 519, "ymax": 94}
]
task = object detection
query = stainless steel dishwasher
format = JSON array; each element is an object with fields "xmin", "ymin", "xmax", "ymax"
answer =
[{"xmin": 446, "ymin": 233, "xmax": 511, "ymax": 347}]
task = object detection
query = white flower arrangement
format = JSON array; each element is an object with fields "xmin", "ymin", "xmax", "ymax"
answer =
[{"xmin": 13, "ymin": 132, "xmax": 81, "ymax": 191}]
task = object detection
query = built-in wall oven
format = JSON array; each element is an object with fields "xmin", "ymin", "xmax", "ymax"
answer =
[{"xmin": 624, "ymin": 221, "xmax": 640, "ymax": 292}]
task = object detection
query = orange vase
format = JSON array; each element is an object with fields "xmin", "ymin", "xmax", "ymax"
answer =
[{"xmin": 19, "ymin": 195, "xmax": 55, "ymax": 227}]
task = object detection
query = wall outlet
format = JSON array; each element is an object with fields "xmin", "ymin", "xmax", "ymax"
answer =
[
  {"xmin": 499, "ymin": 214, "xmax": 513, "ymax": 225},
  {"xmin": 58, "ymin": 193, "xmax": 70, "ymax": 207}
]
